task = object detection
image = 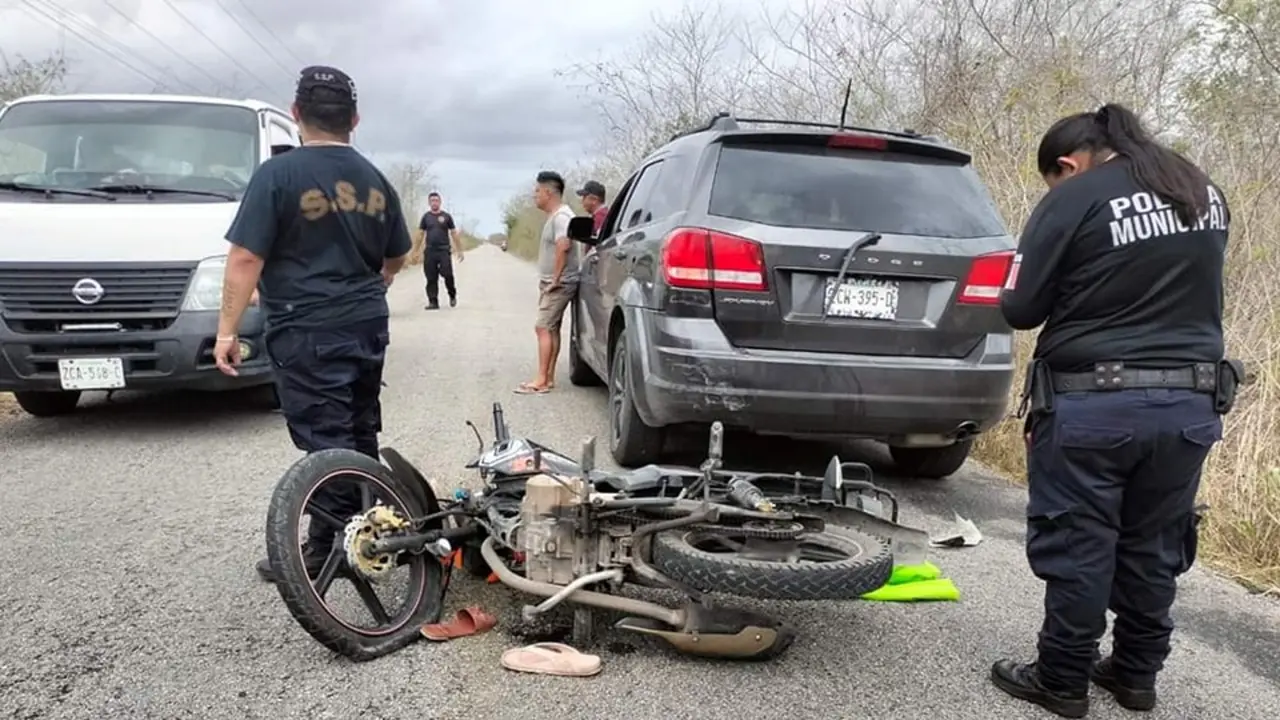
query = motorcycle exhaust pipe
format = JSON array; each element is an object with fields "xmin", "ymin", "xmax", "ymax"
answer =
[{"xmin": 480, "ymin": 537, "xmax": 686, "ymax": 628}]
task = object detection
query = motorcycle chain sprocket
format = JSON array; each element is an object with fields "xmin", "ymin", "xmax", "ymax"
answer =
[{"xmin": 342, "ymin": 504, "xmax": 410, "ymax": 584}]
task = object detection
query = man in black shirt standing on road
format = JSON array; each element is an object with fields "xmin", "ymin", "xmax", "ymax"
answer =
[
  {"xmin": 419, "ymin": 191, "xmax": 463, "ymax": 309},
  {"xmin": 990, "ymin": 103, "xmax": 1238, "ymax": 718},
  {"xmin": 211, "ymin": 65, "xmax": 412, "ymax": 583}
]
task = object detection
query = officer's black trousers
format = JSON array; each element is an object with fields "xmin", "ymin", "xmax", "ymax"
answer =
[
  {"xmin": 423, "ymin": 247, "xmax": 456, "ymax": 305},
  {"xmin": 266, "ymin": 316, "xmax": 390, "ymax": 548},
  {"xmin": 1025, "ymin": 388, "xmax": 1221, "ymax": 693}
]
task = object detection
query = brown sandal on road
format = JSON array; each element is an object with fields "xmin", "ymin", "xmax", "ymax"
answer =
[
  {"xmin": 500, "ymin": 642, "xmax": 602, "ymax": 677},
  {"xmin": 420, "ymin": 606, "xmax": 498, "ymax": 642}
]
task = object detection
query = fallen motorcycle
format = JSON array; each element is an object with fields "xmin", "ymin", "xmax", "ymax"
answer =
[{"xmin": 263, "ymin": 402, "xmax": 932, "ymax": 662}]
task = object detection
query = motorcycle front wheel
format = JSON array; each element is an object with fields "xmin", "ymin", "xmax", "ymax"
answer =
[{"xmin": 265, "ymin": 448, "xmax": 446, "ymax": 661}]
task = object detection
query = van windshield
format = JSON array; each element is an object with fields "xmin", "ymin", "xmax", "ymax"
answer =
[{"xmin": 0, "ymin": 100, "xmax": 259, "ymax": 198}]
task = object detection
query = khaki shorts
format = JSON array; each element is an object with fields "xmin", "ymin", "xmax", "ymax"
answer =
[{"xmin": 536, "ymin": 280, "xmax": 575, "ymax": 331}]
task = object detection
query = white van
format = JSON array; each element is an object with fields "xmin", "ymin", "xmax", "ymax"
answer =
[{"xmin": 0, "ymin": 94, "xmax": 300, "ymax": 416}]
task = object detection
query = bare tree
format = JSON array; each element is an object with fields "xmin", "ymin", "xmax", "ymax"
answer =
[
  {"xmin": 385, "ymin": 161, "xmax": 436, "ymax": 265},
  {"xmin": 0, "ymin": 51, "xmax": 68, "ymax": 102}
]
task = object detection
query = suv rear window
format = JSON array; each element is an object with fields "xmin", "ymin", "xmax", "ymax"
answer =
[{"xmin": 708, "ymin": 144, "xmax": 1008, "ymax": 238}]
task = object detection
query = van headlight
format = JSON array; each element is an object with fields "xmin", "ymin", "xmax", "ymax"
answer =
[{"xmin": 181, "ymin": 256, "xmax": 227, "ymax": 311}]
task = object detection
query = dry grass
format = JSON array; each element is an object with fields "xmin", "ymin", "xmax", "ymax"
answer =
[{"xmin": 0, "ymin": 392, "xmax": 17, "ymax": 417}]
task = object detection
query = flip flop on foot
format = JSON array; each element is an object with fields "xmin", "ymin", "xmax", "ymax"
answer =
[
  {"xmin": 513, "ymin": 382, "xmax": 550, "ymax": 395},
  {"xmin": 500, "ymin": 642, "xmax": 602, "ymax": 677},
  {"xmin": 420, "ymin": 606, "xmax": 498, "ymax": 642}
]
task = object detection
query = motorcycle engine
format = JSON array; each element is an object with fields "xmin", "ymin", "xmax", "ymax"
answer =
[{"xmin": 517, "ymin": 473, "xmax": 584, "ymax": 585}]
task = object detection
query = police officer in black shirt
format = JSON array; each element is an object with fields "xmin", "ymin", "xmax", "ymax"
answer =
[
  {"xmin": 212, "ymin": 65, "xmax": 412, "ymax": 583},
  {"xmin": 419, "ymin": 191, "xmax": 462, "ymax": 309},
  {"xmin": 989, "ymin": 103, "xmax": 1240, "ymax": 718}
]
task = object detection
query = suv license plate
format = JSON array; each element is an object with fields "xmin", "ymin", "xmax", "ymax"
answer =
[
  {"xmin": 823, "ymin": 278, "xmax": 899, "ymax": 320},
  {"xmin": 58, "ymin": 358, "xmax": 126, "ymax": 391}
]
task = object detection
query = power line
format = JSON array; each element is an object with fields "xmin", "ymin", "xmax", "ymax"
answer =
[
  {"xmin": 19, "ymin": 0, "xmax": 171, "ymax": 90},
  {"xmin": 153, "ymin": 0, "xmax": 277, "ymax": 94},
  {"xmin": 27, "ymin": 0, "xmax": 196, "ymax": 92},
  {"xmin": 98, "ymin": 0, "xmax": 225, "ymax": 92},
  {"xmin": 228, "ymin": 0, "xmax": 306, "ymax": 68},
  {"xmin": 209, "ymin": 0, "xmax": 294, "ymax": 79}
]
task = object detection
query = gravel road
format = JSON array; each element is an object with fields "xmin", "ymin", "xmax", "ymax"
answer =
[{"xmin": 2, "ymin": 245, "xmax": 1278, "ymax": 720}]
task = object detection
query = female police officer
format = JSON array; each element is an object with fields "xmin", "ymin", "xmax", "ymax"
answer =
[{"xmin": 990, "ymin": 104, "xmax": 1234, "ymax": 717}]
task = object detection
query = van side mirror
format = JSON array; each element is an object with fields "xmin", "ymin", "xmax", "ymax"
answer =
[{"xmin": 567, "ymin": 216, "xmax": 599, "ymax": 245}]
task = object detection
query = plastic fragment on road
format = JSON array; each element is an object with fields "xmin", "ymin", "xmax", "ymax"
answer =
[
  {"xmin": 860, "ymin": 561, "xmax": 961, "ymax": 602},
  {"xmin": 929, "ymin": 512, "xmax": 983, "ymax": 548}
]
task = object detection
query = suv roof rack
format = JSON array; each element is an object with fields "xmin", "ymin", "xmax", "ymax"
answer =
[{"xmin": 669, "ymin": 112, "xmax": 938, "ymax": 143}]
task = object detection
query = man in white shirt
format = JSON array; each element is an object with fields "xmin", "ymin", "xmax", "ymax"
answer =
[{"xmin": 516, "ymin": 170, "xmax": 579, "ymax": 394}]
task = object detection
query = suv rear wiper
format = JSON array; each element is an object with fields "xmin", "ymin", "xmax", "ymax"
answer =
[
  {"xmin": 821, "ymin": 232, "xmax": 882, "ymax": 320},
  {"xmin": 0, "ymin": 180, "xmax": 115, "ymax": 200},
  {"xmin": 89, "ymin": 183, "xmax": 237, "ymax": 201}
]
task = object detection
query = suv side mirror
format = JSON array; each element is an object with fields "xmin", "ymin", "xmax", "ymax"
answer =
[{"xmin": 567, "ymin": 216, "xmax": 599, "ymax": 245}]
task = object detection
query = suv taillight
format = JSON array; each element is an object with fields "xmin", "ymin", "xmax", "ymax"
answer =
[
  {"xmin": 958, "ymin": 249, "xmax": 1015, "ymax": 305},
  {"xmin": 661, "ymin": 228, "xmax": 767, "ymax": 292}
]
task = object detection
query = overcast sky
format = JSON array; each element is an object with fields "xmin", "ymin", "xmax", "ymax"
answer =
[{"xmin": 0, "ymin": 0, "xmax": 790, "ymax": 235}]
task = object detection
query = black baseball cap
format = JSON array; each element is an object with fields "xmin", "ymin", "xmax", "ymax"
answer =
[
  {"xmin": 296, "ymin": 65, "xmax": 357, "ymax": 106},
  {"xmin": 576, "ymin": 180, "xmax": 606, "ymax": 201}
]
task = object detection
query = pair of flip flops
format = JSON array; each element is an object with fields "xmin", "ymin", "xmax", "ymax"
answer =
[
  {"xmin": 500, "ymin": 642, "xmax": 602, "ymax": 677},
  {"xmin": 420, "ymin": 607, "xmax": 498, "ymax": 641}
]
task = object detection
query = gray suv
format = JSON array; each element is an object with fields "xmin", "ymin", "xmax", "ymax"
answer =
[{"xmin": 566, "ymin": 114, "xmax": 1016, "ymax": 478}]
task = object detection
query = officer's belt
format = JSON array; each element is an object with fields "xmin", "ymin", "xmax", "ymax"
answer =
[{"xmin": 1050, "ymin": 362, "xmax": 1217, "ymax": 393}]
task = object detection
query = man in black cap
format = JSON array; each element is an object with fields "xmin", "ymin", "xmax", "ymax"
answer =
[
  {"xmin": 212, "ymin": 65, "xmax": 413, "ymax": 583},
  {"xmin": 576, "ymin": 180, "xmax": 608, "ymax": 237}
]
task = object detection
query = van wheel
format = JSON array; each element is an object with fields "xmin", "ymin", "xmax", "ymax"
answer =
[
  {"xmin": 608, "ymin": 333, "xmax": 664, "ymax": 467},
  {"xmin": 889, "ymin": 439, "xmax": 973, "ymax": 479},
  {"xmin": 13, "ymin": 390, "xmax": 82, "ymax": 417},
  {"xmin": 568, "ymin": 302, "xmax": 602, "ymax": 387}
]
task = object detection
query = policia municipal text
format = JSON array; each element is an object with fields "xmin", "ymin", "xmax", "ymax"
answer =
[
  {"xmin": 989, "ymin": 103, "xmax": 1244, "ymax": 718},
  {"xmin": 211, "ymin": 66, "xmax": 413, "ymax": 583}
]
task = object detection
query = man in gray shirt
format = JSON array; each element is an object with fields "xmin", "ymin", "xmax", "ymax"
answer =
[{"xmin": 517, "ymin": 170, "xmax": 580, "ymax": 394}]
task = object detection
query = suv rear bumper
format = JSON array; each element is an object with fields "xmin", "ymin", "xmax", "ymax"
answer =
[
  {"xmin": 626, "ymin": 309, "xmax": 1014, "ymax": 440},
  {"xmin": 0, "ymin": 310, "xmax": 274, "ymax": 393}
]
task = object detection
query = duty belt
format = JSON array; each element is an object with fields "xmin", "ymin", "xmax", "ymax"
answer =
[{"xmin": 1050, "ymin": 362, "xmax": 1218, "ymax": 393}]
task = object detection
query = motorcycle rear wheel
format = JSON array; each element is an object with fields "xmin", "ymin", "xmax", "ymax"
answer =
[
  {"xmin": 265, "ymin": 449, "xmax": 445, "ymax": 661},
  {"xmin": 650, "ymin": 527, "xmax": 891, "ymax": 601}
]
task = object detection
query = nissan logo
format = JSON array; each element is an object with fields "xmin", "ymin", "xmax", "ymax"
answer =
[{"xmin": 72, "ymin": 278, "xmax": 105, "ymax": 305}]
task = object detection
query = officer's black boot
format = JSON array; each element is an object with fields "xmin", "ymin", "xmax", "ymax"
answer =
[
  {"xmin": 255, "ymin": 542, "xmax": 334, "ymax": 583},
  {"xmin": 1091, "ymin": 656, "xmax": 1157, "ymax": 711},
  {"xmin": 449, "ymin": 294, "xmax": 457, "ymax": 308},
  {"xmin": 990, "ymin": 660, "xmax": 1089, "ymax": 718}
]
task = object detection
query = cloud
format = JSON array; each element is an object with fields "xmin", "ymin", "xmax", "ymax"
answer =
[{"xmin": 0, "ymin": 0, "xmax": 772, "ymax": 233}]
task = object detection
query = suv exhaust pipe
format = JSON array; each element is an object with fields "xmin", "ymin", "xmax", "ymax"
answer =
[{"xmin": 950, "ymin": 421, "xmax": 979, "ymax": 442}]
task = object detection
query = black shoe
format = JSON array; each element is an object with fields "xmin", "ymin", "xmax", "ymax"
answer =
[
  {"xmin": 256, "ymin": 544, "xmax": 333, "ymax": 583},
  {"xmin": 1092, "ymin": 657, "xmax": 1157, "ymax": 711},
  {"xmin": 425, "ymin": 302, "xmax": 440, "ymax": 310},
  {"xmin": 449, "ymin": 296, "xmax": 457, "ymax": 307},
  {"xmin": 990, "ymin": 660, "xmax": 1089, "ymax": 719}
]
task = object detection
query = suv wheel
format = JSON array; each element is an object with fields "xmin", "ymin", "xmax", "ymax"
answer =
[
  {"xmin": 608, "ymin": 333, "xmax": 664, "ymax": 466},
  {"xmin": 13, "ymin": 390, "xmax": 82, "ymax": 417},
  {"xmin": 889, "ymin": 439, "xmax": 973, "ymax": 480},
  {"xmin": 567, "ymin": 303, "xmax": 602, "ymax": 387}
]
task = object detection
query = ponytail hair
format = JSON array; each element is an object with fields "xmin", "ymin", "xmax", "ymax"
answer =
[{"xmin": 1037, "ymin": 103, "xmax": 1209, "ymax": 225}]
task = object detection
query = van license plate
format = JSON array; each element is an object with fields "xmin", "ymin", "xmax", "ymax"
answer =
[
  {"xmin": 823, "ymin": 278, "xmax": 899, "ymax": 320},
  {"xmin": 58, "ymin": 358, "xmax": 126, "ymax": 391}
]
